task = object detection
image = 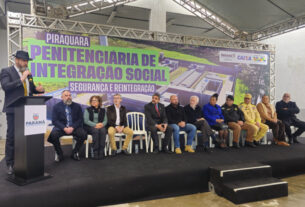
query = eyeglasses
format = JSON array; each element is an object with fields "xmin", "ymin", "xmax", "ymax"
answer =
[{"xmin": 91, "ymin": 100, "xmax": 99, "ymax": 102}]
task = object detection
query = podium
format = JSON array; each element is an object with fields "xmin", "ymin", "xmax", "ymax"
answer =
[{"xmin": 6, "ymin": 96, "xmax": 52, "ymax": 185}]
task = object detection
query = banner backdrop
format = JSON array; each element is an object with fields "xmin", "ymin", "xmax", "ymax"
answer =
[{"xmin": 23, "ymin": 29, "xmax": 270, "ymax": 118}]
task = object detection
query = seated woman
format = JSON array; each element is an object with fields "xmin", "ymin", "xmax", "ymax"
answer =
[
  {"xmin": 203, "ymin": 93, "xmax": 228, "ymax": 148},
  {"xmin": 257, "ymin": 95, "xmax": 289, "ymax": 146},
  {"xmin": 84, "ymin": 95, "xmax": 108, "ymax": 159}
]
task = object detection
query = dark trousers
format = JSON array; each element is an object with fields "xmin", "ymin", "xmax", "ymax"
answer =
[
  {"xmin": 265, "ymin": 120, "xmax": 286, "ymax": 141},
  {"xmin": 48, "ymin": 127, "xmax": 87, "ymax": 155},
  {"xmin": 282, "ymin": 118, "xmax": 305, "ymax": 140},
  {"xmin": 193, "ymin": 119, "xmax": 212, "ymax": 145},
  {"xmin": 85, "ymin": 126, "xmax": 106, "ymax": 154},
  {"xmin": 148, "ymin": 125, "xmax": 172, "ymax": 149},
  {"xmin": 5, "ymin": 113, "xmax": 14, "ymax": 166}
]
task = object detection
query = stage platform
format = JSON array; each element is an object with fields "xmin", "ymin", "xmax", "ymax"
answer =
[{"xmin": 1, "ymin": 139, "xmax": 305, "ymax": 207}]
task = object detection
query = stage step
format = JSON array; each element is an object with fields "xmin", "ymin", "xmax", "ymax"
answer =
[
  {"xmin": 210, "ymin": 163, "xmax": 272, "ymax": 182},
  {"xmin": 209, "ymin": 163, "xmax": 288, "ymax": 204}
]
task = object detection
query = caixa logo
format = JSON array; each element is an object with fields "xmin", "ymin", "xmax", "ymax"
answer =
[{"xmin": 33, "ymin": 113, "xmax": 39, "ymax": 120}]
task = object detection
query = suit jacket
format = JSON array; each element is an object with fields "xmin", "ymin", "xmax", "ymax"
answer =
[
  {"xmin": 276, "ymin": 100, "xmax": 300, "ymax": 121},
  {"xmin": 144, "ymin": 102, "xmax": 168, "ymax": 127},
  {"xmin": 106, "ymin": 104, "xmax": 127, "ymax": 127},
  {"xmin": 52, "ymin": 101, "xmax": 84, "ymax": 130},
  {"xmin": 0, "ymin": 66, "xmax": 42, "ymax": 113}
]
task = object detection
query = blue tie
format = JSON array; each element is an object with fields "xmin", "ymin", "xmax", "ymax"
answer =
[{"xmin": 65, "ymin": 105, "xmax": 72, "ymax": 127}]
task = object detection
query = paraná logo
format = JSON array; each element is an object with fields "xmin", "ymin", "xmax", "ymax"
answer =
[{"xmin": 33, "ymin": 113, "xmax": 39, "ymax": 120}]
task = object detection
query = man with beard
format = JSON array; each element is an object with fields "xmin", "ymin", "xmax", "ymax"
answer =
[
  {"xmin": 166, "ymin": 95, "xmax": 196, "ymax": 154},
  {"xmin": 184, "ymin": 96, "xmax": 214, "ymax": 152},
  {"xmin": 0, "ymin": 51, "xmax": 44, "ymax": 175},
  {"xmin": 276, "ymin": 93, "xmax": 305, "ymax": 144},
  {"xmin": 144, "ymin": 93, "xmax": 173, "ymax": 153},
  {"xmin": 48, "ymin": 90, "xmax": 87, "ymax": 162}
]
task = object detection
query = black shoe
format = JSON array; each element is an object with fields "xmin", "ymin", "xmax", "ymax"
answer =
[
  {"xmin": 162, "ymin": 148, "xmax": 173, "ymax": 154},
  {"xmin": 111, "ymin": 150, "xmax": 117, "ymax": 156},
  {"xmin": 54, "ymin": 144, "xmax": 64, "ymax": 162},
  {"xmin": 91, "ymin": 152, "xmax": 99, "ymax": 160},
  {"xmin": 233, "ymin": 142, "xmax": 240, "ymax": 149},
  {"xmin": 288, "ymin": 139, "xmax": 293, "ymax": 144},
  {"xmin": 55, "ymin": 152, "xmax": 64, "ymax": 162},
  {"xmin": 293, "ymin": 136, "xmax": 300, "ymax": 144},
  {"xmin": 122, "ymin": 149, "xmax": 131, "ymax": 156},
  {"xmin": 7, "ymin": 165, "xmax": 14, "ymax": 175},
  {"xmin": 153, "ymin": 148, "xmax": 159, "ymax": 154},
  {"xmin": 204, "ymin": 146, "xmax": 213, "ymax": 153},
  {"xmin": 253, "ymin": 141, "xmax": 260, "ymax": 146},
  {"xmin": 98, "ymin": 153, "xmax": 105, "ymax": 160},
  {"xmin": 245, "ymin": 141, "xmax": 256, "ymax": 148},
  {"xmin": 71, "ymin": 152, "xmax": 80, "ymax": 161}
]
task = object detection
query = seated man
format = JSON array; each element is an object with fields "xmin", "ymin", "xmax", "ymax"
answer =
[
  {"xmin": 166, "ymin": 95, "xmax": 196, "ymax": 154},
  {"xmin": 257, "ymin": 95, "xmax": 289, "ymax": 146},
  {"xmin": 184, "ymin": 96, "xmax": 214, "ymax": 152},
  {"xmin": 222, "ymin": 95, "xmax": 256, "ymax": 148},
  {"xmin": 239, "ymin": 93, "xmax": 268, "ymax": 147},
  {"xmin": 48, "ymin": 90, "xmax": 87, "ymax": 162},
  {"xmin": 203, "ymin": 93, "xmax": 228, "ymax": 148},
  {"xmin": 144, "ymin": 93, "xmax": 173, "ymax": 153},
  {"xmin": 276, "ymin": 93, "xmax": 305, "ymax": 144},
  {"xmin": 107, "ymin": 94, "xmax": 133, "ymax": 155}
]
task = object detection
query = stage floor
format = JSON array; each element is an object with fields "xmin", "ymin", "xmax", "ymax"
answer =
[{"xmin": 1, "ymin": 140, "xmax": 305, "ymax": 207}]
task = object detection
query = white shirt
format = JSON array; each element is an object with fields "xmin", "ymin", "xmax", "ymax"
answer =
[
  {"xmin": 14, "ymin": 65, "xmax": 29, "ymax": 96},
  {"xmin": 115, "ymin": 105, "xmax": 121, "ymax": 126}
]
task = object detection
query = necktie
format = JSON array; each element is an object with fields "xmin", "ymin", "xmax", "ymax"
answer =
[
  {"xmin": 65, "ymin": 105, "xmax": 72, "ymax": 127},
  {"xmin": 22, "ymin": 72, "xmax": 27, "ymax": 96},
  {"xmin": 155, "ymin": 104, "xmax": 160, "ymax": 117}
]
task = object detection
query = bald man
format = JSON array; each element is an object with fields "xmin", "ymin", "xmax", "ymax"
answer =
[
  {"xmin": 165, "ymin": 95, "xmax": 196, "ymax": 154},
  {"xmin": 48, "ymin": 90, "xmax": 87, "ymax": 162},
  {"xmin": 276, "ymin": 93, "xmax": 305, "ymax": 144}
]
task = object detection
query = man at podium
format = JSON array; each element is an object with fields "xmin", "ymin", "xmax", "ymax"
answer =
[{"xmin": 0, "ymin": 51, "xmax": 44, "ymax": 175}]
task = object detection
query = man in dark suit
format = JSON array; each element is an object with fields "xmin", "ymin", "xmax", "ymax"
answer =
[
  {"xmin": 47, "ymin": 90, "xmax": 87, "ymax": 161},
  {"xmin": 0, "ymin": 51, "xmax": 44, "ymax": 175},
  {"xmin": 144, "ymin": 93, "xmax": 173, "ymax": 153},
  {"xmin": 107, "ymin": 94, "xmax": 133, "ymax": 155},
  {"xmin": 276, "ymin": 93, "xmax": 305, "ymax": 144}
]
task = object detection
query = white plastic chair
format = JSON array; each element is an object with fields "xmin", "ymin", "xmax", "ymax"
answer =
[
  {"xmin": 54, "ymin": 135, "xmax": 75, "ymax": 160},
  {"xmin": 239, "ymin": 129, "xmax": 268, "ymax": 146},
  {"xmin": 108, "ymin": 133, "xmax": 132, "ymax": 155},
  {"xmin": 171, "ymin": 131, "xmax": 187, "ymax": 152},
  {"xmin": 148, "ymin": 131, "xmax": 165, "ymax": 152},
  {"xmin": 195, "ymin": 130, "xmax": 216, "ymax": 149},
  {"xmin": 127, "ymin": 112, "xmax": 149, "ymax": 153},
  {"xmin": 85, "ymin": 134, "xmax": 109, "ymax": 158}
]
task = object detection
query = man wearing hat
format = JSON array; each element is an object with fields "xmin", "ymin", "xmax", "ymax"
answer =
[
  {"xmin": 239, "ymin": 93, "xmax": 269, "ymax": 147},
  {"xmin": 222, "ymin": 95, "xmax": 257, "ymax": 148},
  {"xmin": 0, "ymin": 50, "xmax": 44, "ymax": 175}
]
